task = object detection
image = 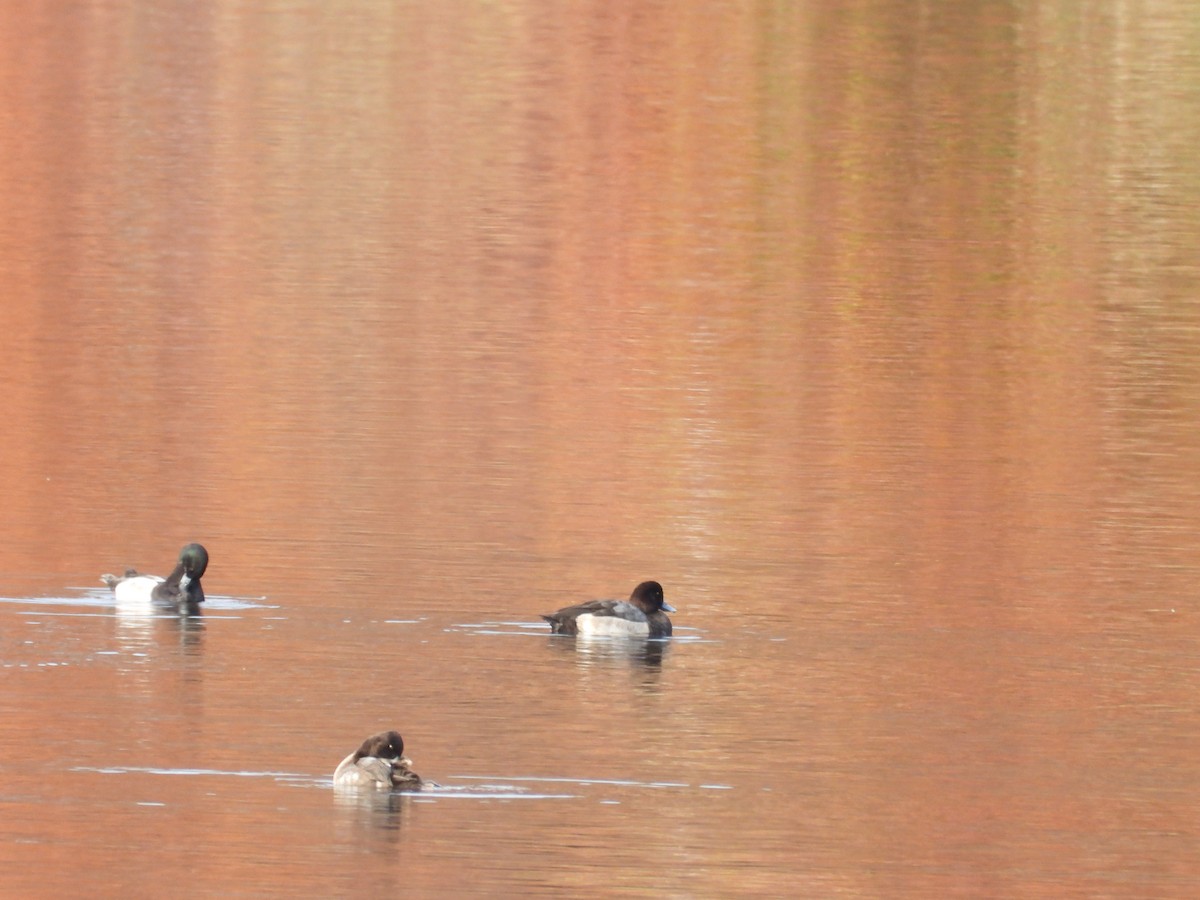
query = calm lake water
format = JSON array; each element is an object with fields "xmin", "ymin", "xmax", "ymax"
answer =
[{"xmin": 3, "ymin": 2, "xmax": 1200, "ymax": 896}]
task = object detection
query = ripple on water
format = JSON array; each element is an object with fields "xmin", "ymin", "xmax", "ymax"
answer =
[
  {"xmin": 0, "ymin": 589, "xmax": 277, "ymax": 614},
  {"xmin": 70, "ymin": 766, "xmax": 731, "ymax": 801}
]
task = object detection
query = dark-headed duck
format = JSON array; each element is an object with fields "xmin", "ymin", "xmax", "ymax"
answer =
[
  {"xmin": 542, "ymin": 580, "xmax": 676, "ymax": 638},
  {"xmin": 100, "ymin": 543, "xmax": 209, "ymax": 614},
  {"xmin": 334, "ymin": 730, "xmax": 423, "ymax": 791}
]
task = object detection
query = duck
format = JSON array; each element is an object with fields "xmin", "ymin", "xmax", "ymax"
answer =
[
  {"xmin": 333, "ymin": 730, "xmax": 423, "ymax": 790},
  {"xmin": 100, "ymin": 543, "xmax": 209, "ymax": 614},
  {"xmin": 541, "ymin": 580, "xmax": 676, "ymax": 637}
]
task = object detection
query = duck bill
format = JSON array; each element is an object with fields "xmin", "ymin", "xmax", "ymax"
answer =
[{"xmin": 662, "ymin": 602, "xmax": 677, "ymax": 613}]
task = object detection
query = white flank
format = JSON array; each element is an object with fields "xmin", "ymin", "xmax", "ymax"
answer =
[
  {"xmin": 575, "ymin": 614, "xmax": 651, "ymax": 637},
  {"xmin": 112, "ymin": 575, "xmax": 164, "ymax": 606}
]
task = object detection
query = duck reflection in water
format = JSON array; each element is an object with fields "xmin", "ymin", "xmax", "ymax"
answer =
[
  {"xmin": 111, "ymin": 600, "xmax": 207, "ymax": 677},
  {"xmin": 545, "ymin": 630, "xmax": 671, "ymax": 672},
  {"xmin": 332, "ymin": 782, "xmax": 414, "ymax": 831}
]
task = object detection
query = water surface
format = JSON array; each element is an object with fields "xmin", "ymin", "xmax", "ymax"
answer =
[{"xmin": 3, "ymin": 2, "xmax": 1200, "ymax": 896}]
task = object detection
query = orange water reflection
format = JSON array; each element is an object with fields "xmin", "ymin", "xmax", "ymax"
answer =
[{"xmin": 2, "ymin": 1, "xmax": 1200, "ymax": 895}]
